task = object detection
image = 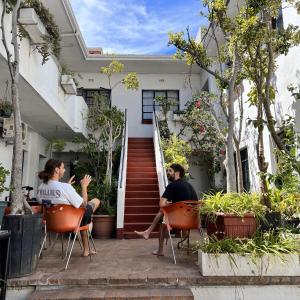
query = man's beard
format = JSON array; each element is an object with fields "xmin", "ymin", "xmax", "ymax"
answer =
[{"xmin": 167, "ymin": 174, "xmax": 175, "ymax": 182}]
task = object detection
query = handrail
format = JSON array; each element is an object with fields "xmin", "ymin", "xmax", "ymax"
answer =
[
  {"xmin": 118, "ymin": 109, "xmax": 127, "ymax": 189},
  {"xmin": 153, "ymin": 112, "xmax": 168, "ymax": 194},
  {"xmin": 117, "ymin": 109, "xmax": 128, "ymax": 234}
]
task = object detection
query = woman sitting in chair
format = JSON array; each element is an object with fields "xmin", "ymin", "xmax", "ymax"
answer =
[{"xmin": 37, "ymin": 159, "xmax": 100, "ymax": 257}]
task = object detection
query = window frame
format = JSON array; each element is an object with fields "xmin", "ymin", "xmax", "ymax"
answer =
[
  {"xmin": 141, "ymin": 90, "xmax": 180, "ymax": 123},
  {"xmin": 77, "ymin": 87, "xmax": 111, "ymax": 108}
]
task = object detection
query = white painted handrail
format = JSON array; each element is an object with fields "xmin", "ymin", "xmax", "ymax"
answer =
[
  {"xmin": 117, "ymin": 109, "xmax": 128, "ymax": 230},
  {"xmin": 153, "ymin": 112, "xmax": 168, "ymax": 196}
]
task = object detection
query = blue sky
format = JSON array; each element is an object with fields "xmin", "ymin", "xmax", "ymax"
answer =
[{"xmin": 70, "ymin": 0, "xmax": 205, "ymax": 55}]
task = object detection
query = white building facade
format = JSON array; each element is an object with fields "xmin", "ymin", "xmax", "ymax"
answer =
[{"xmin": 0, "ymin": 0, "xmax": 299, "ymax": 201}]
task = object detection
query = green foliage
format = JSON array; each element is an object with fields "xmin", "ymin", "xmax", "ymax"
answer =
[
  {"xmin": 17, "ymin": 0, "xmax": 61, "ymax": 64},
  {"xmin": 201, "ymin": 192, "xmax": 266, "ymax": 219},
  {"xmin": 161, "ymin": 134, "xmax": 192, "ymax": 172},
  {"xmin": 158, "ymin": 120, "xmax": 170, "ymax": 140},
  {"xmin": 45, "ymin": 138, "xmax": 66, "ymax": 154},
  {"xmin": 0, "ymin": 163, "xmax": 9, "ymax": 197},
  {"xmin": 122, "ymin": 72, "xmax": 139, "ymax": 90},
  {"xmin": 100, "ymin": 60, "xmax": 124, "ymax": 77},
  {"xmin": 179, "ymin": 92, "xmax": 225, "ymax": 178},
  {"xmin": 269, "ymin": 189, "xmax": 300, "ymax": 219},
  {"xmin": 197, "ymin": 231, "xmax": 299, "ymax": 261},
  {"xmin": 154, "ymin": 96, "xmax": 177, "ymax": 121},
  {"xmin": 0, "ymin": 99, "xmax": 13, "ymax": 116}
]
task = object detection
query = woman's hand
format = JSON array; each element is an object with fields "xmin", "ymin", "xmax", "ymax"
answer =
[{"xmin": 68, "ymin": 175, "xmax": 75, "ymax": 185}]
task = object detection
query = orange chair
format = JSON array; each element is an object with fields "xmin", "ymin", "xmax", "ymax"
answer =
[
  {"xmin": 160, "ymin": 200, "xmax": 200, "ymax": 264},
  {"xmin": 42, "ymin": 204, "xmax": 96, "ymax": 270}
]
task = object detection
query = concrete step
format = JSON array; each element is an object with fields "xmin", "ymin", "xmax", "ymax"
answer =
[
  {"xmin": 126, "ymin": 178, "xmax": 158, "ymax": 184},
  {"xmin": 128, "ymin": 144, "xmax": 154, "ymax": 149},
  {"xmin": 128, "ymin": 138, "xmax": 153, "ymax": 142},
  {"xmin": 124, "ymin": 213, "xmax": 157, "ymax": 223},
  {"xmin": 127, "ymin": 172, "xmax": 157, "ymax": 178},
  {"xmin": 127, "ymin": 167, "xmax": 157, "ymax": 173},
  {"xmin": 30, "ymin": 287, "xmax": 193, "ymax": 299},
  {"xmin": 126, "ymin": 184, "xmax": 159, "ymax": 191},
  {"xmin": 125, "ymin": 205, "xmax": 158, "ymax": 214},
  {"xmin": 125, "ymin": 198, "xmax": 159, "ymax": 206},
  {"xmin": 126, "ymin": 191, "xmax": 160, "ymax": 198},
  {"xmin": 127, "ymin": 161, "xmax": 156, "ymax": 167},
  {"xmin": 127, "ymin": 154, "xmax": 155, "ymax": 163}
]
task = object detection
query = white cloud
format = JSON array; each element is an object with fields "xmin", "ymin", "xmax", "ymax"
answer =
[{"xmin": 70, "ymin": 0, "xmax": 205, "ymax": 54}]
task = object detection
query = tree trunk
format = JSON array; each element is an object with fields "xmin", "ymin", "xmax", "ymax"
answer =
[
  {"xmin": 1, "ymin": 0, "xmax": 24, "ymax": 214},
  {"xmin": 257, "ymin": 94, "xmax": 271, "ymax": 209},
  {"xmin": 234, "ymin": 137, "xmax": 244, "ymax": 193},
  {"xmin": 224, "ymin": 45, "xmax": 241, "ymax": 192}
]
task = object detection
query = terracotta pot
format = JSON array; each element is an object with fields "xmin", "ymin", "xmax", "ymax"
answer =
[
  {"xmin": 92, "ymin": 215, "xmax": 116, "ymax": 239},
  {"xmin": 207, "ymin": 213, "xmax": 257, "ymax": 239}
]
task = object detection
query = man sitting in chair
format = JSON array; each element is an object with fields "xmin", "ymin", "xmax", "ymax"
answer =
[
  {"xmin": 135, "ymin": 163, "xmax": 198, "ymax": 256},
  {"xmin": 37, "ymin": 159, "xmax": 100, "ymax": 257}
]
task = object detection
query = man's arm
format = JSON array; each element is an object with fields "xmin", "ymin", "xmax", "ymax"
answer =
[
  {"xmin": 159, "ymin": 197, "xmax": 172, "ymax": 208},
  {"xmin": 80, "ymin": 175, "xmax": 92, "ymax": 205}
]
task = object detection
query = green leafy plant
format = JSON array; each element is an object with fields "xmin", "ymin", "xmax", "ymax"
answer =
[
  {"xmin": 16, "ymin": 0, "xmax": 61, "ymax": 64},
  {"xmin": 269, "ymin": 189, "xmax": 300, "ymax": 219},
  {"xmin": 161, "ymin": 134, "xmax": 192, "ymax": 172},
  {"xmin": 0, "ymin": 99, "xmax": 13, "ymax": 117},
  {"xmin": 200, "ymin": 192, "xmax": 266, "ymax": 220},
  {"xmin": 196, "ymin": 231, "xmax": 299, "ymax": 264},
  {"xmin": 45, "ymin": 138, "xmax": 66, "ymax": 156},
  {"xmin": 0, "ymin": 163, "xmax": 9, "ymax": 197}
]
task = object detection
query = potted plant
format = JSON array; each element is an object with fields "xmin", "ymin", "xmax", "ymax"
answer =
[
  {"xmin": 0, "ymin": 100, "xmax": 13, "ymax": 118},
  {"xmin": 60, "ymin": 66, "xmax": 78, "ymax": 95},
  {"xmin": 200, "ymin": 192, "xmax": 266, "ymax": 239}
]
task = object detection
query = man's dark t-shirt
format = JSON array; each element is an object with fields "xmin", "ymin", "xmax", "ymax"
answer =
[{"xmin": 162, "ymin": 179, "xmax": 198, "ymax": 203}]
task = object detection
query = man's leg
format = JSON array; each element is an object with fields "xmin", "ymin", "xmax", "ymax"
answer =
[
  {"xmin": 152, "ymin": 223, "xmax": 167, "ymax": 256},
  {"xmin": 135, "ymin": 210, "xmax": 163, "ymax": 240},
  {"xmin": 81, "ymin": 198, "xmax": 100, "ymax": 257}
]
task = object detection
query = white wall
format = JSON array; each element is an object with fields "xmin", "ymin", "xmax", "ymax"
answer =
[{"xmin": 77, "ymin": 72, "xmax": 201, "ymax": 137}]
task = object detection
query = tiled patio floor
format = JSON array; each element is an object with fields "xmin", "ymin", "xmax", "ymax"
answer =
[{"xmin": 9, "ymin": 231, "xmax": 202, "ymax": 288}]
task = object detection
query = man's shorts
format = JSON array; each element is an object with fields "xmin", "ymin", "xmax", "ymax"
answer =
[{"xmin": 81, "ymin": 202, "xmax": 95, "ymax": 226}]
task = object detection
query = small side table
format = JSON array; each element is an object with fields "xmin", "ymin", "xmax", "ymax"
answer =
[{"xmin": 0, "ymin": 230, "xmax": 11, "ymax": 300}]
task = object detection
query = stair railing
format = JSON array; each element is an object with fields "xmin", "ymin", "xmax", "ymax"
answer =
[
  {"xmin": 153, "ymin": 112, "xmax": 168, "ymax": 196},
  {"xmin": 117, "ymin": 109, "xmax": 128, "ymax": 234}
]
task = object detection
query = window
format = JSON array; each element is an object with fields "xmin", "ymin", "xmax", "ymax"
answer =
[
  {"xmin": 240, "ymin": 148, "xmax": 251, "ymax": 192},
  {"xmin": 142, "ymin": 90, "xmax": 179, "ymax": 122},
  {"xmin": 77, "ymin": 88, "xmax": 111, "ymax": 108}
]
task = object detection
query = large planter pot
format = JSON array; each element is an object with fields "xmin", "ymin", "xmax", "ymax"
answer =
[
  {"xmin": 207, "ymin": 213, "xmax": 257, "ymax": 239},
  {"xmin": 61, "ymin": 75, "xmax": 77, "ymax": 95},
  {"xmin": 198, "ymin": 250, "xmax": 300, "ymax": 276},
  {"xmin": 1, "ymin": 214, "xmax": 43, "ymax": 278},
  {"xmin": 0, "ymin": 201, "xmax": 8, "ymax": 225},
  {"xmin": 92, "ymin": 215, "xmax": 116, "ymax": 239}
]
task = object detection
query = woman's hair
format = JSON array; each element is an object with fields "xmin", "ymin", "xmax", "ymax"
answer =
[
  {"xmin": 38, "ymin": 159, "xmax": 63, "ymax": 183},
  {"xmin": 170, "ymin": 163, "xmax": 185, "ymax": 179}
]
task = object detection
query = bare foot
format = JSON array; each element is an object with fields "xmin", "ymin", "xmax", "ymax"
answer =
[
  {"xmin": 134, "ymin": 230, "xmax": 150, "ymax": 240},
  {"xmin": 82, "ymin": 250, "xmax": 97, "ymax": 257},
  {"xmin": 152, "ymin": 249, "xmax": 164, "ymax": 256}
]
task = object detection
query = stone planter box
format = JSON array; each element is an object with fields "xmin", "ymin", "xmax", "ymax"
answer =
[
  {"xmin": 198, "ymin": 250, "xmax": 300, "ymax": 276},
  {"xmin": 18, "ymin": 8, "xmax": 47, "ymax": 44},
  {"xmin": 61, "ymin": 75, "xmax": 77, "ymax": 95}
]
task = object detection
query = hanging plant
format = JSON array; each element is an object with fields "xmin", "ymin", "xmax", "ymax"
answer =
[
  {"xmin": 0, "ymin": 100, "xmax": 13, "ymax": 118},
  {"xmin": 11, "ymin": 0, "xmax": 61, "ymax": 64}
]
